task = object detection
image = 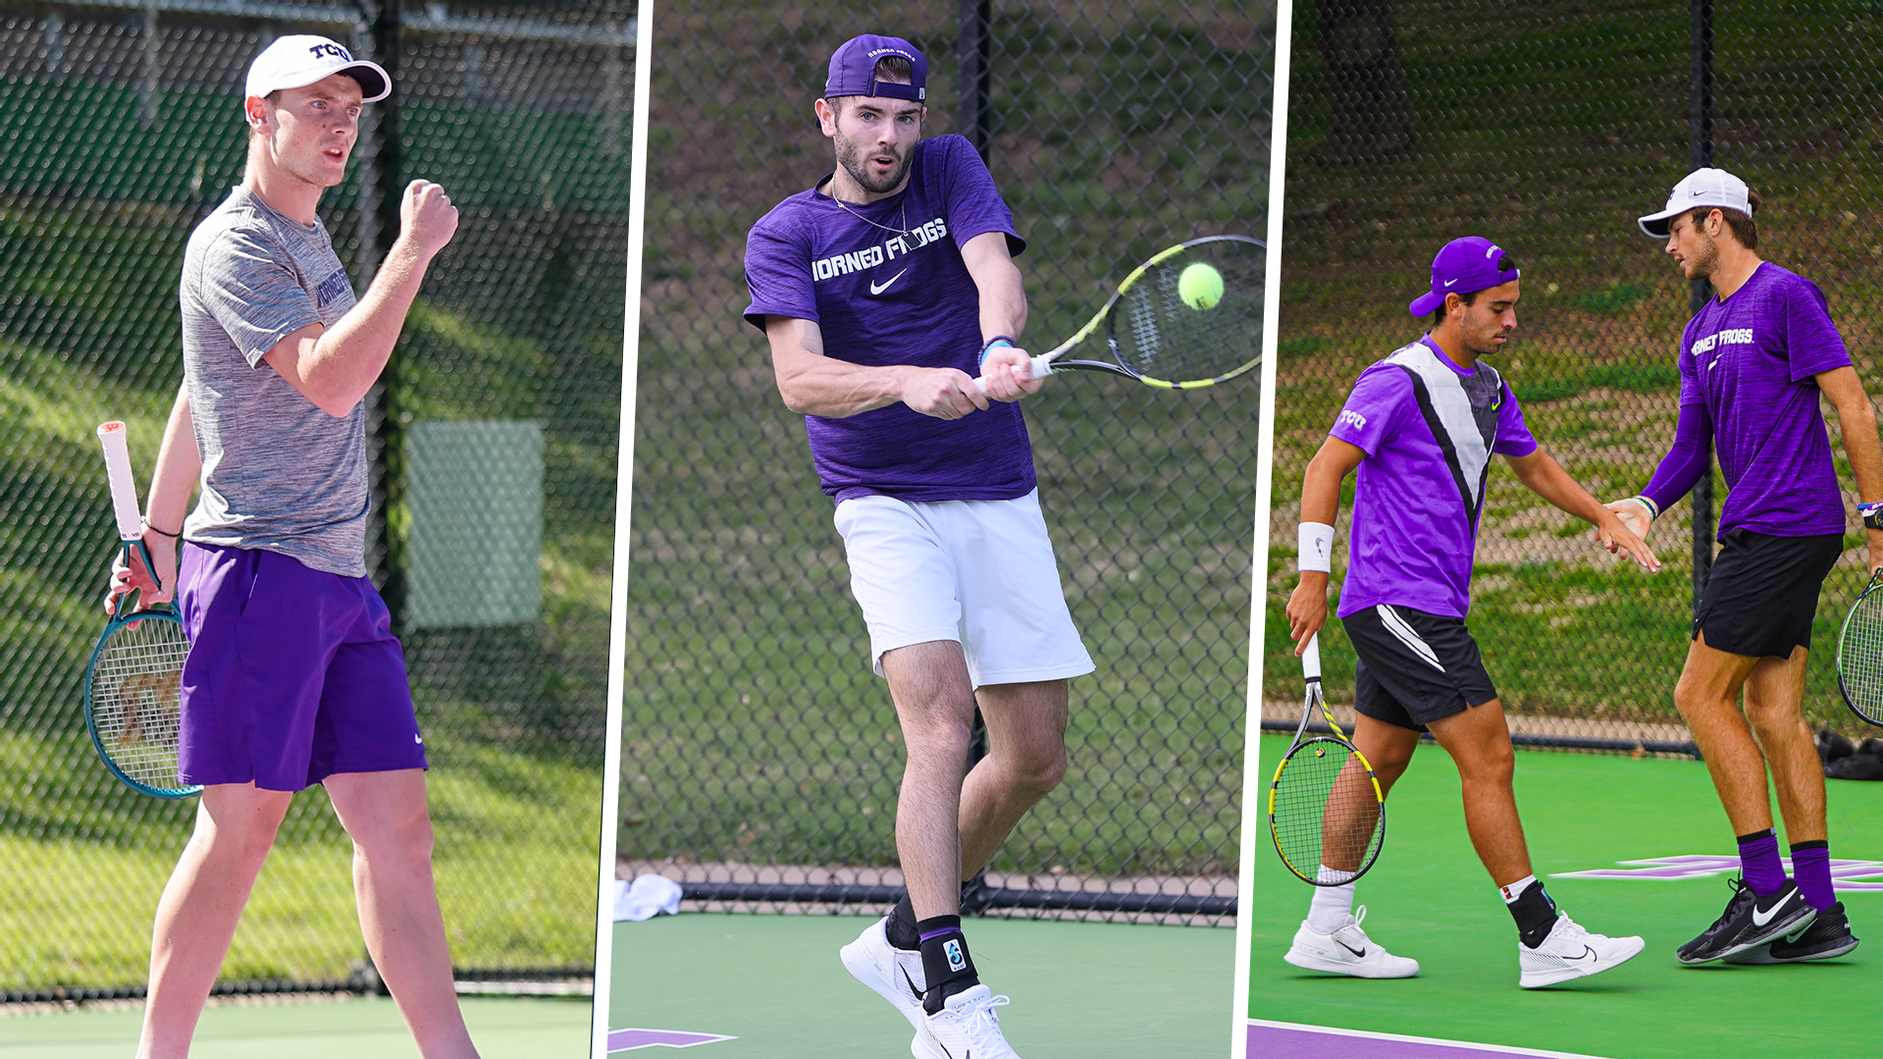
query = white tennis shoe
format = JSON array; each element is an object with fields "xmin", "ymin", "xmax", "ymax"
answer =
[
  {"xmin": 838, "ymin": 917, "xmax": 927, "ymax": 1034},
  {"xmin": 1283, "ymin": 905, "xmax": 1420, "ymax": 978},
  {"xmin": 1518, "ymin": 913, "xmax": 1644, "ymax": 989},
  {"xmin": 915, "ymin": 984, "xmax": 1020, "ymax": 1059}
]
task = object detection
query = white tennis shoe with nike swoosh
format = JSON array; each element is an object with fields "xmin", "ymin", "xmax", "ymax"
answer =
[
  {"xmin": 1283, "ymin": 905, "xmax": 1420, "ymax": 978},
  {"xmin": 1519, "ymin": 913, "xmax": 1644, "ymax": 988},
  {"xmin": 839, "ymin": 917, "xmax": 928, "ymax": 1035}
]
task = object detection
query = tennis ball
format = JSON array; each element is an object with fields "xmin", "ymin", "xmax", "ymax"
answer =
[{"xmin": 1179, "ymin": 262, "xmax": 1224, "ymax": 310}]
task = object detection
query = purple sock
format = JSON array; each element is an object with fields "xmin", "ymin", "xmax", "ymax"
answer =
[
  {"xmin": 1737, "ymin": 828, "xmax": 1785, "ymax": 897},
  {"xmin": 1791, "ymin": 841, "xmax": 1835, "ymax": 910}
]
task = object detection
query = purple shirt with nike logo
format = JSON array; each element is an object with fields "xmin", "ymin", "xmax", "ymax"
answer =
[
  {"xmin": 743, "ymin": 134, "xmax": 1034, "ymax": 502},
  {"xmin": 1669, "ymin": 261, "xmax": 1850, "ymax": 537}
]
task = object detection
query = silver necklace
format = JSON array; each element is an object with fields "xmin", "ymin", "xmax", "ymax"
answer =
[{"xmin": 825, "ymin": 180, "xmax": 913, "ymax": 236}]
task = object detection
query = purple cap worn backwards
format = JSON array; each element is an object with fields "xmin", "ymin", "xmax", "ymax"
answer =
[
  {"xmin": 824, "ymin": 34, "xmax": 927, "ymax": 103},
  {"xmin": 1408, "ymin": 236, "xmax": 1521, "ymax": 316}
]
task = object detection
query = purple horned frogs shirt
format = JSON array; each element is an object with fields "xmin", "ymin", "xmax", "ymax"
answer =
[
  {"xmin": 743, "ymin": 134, "xmax": 1034, "ymax": 502},
  {"xmin": 1330, "ymin": 336, "xmax": 1539, "ymax": 620},
  {"xmin": 1673, "ymin": 262, "xmax": 1850, "ymax": 537}
]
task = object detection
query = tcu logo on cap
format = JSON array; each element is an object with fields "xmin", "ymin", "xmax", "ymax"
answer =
[
  {"xmin": 310, "ymin": 42, "xmax": 351, "ymax": 61},
  {"xmin": 1484, "ymin": 243, "xmax": 1502, "ymax": 259}
]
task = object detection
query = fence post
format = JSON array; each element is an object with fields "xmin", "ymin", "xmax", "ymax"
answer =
[
  {"xmin": 358, "ymin": 1, "xmax": 407, "ymax": 634},
  {"xmin": 956, "ymin": 0, "xmax": 993, "ymax": 160},
  {"xmin": 1688, "ymin": 0, "xmax": 1714, "ymax": 617}
]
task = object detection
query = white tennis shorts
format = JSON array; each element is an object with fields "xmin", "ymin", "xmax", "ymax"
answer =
[{"xmin": 832, "ymin": 489, "xmax": 1096, "ymax": 687}]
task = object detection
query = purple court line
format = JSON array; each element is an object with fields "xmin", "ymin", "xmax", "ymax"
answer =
[
  {"xmin": 1550, "ymin": 853, "xmax": 1883, "ymax": 891},
  {"xmin": 1247, "ymin": 1019, "xmax": 1616, "ymax": 1059},
  {"xmin": 606, "ymin": 1028, "xmax": 737, "ymax": 1052}
]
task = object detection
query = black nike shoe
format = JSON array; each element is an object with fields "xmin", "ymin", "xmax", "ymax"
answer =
[
  {"xmin": 1724, "ymin": 902, "xmax": 1861, "ymax": 964},
  {"xmin": 1676, "ymin": 877, "xmax": 1817, "ymax": 965}
]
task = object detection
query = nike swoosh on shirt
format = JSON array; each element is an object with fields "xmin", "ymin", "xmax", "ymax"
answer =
[
  {"xmin": 870, "ymin": 269, "xmax": 909, "ymax": 296},
  {"xmin": 1751, "ymin": 894, "xmax": 1797, "ymax": 927}
]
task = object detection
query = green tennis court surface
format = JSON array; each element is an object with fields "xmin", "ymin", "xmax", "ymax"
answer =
[
  {"xmin": 0, "ymin": 996, "xmax": 590, "ymax": 1058},
  {"xmin": 608, "ymin": 913, "xmax": 1234, "ymax": 1057},
  {"xmin": 1247, "ymin": 734, "xmax": 1883, "ymax": 1058}
]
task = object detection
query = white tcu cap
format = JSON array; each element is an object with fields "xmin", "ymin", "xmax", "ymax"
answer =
[
  {"xmin": 1637, "ymin": 167, "xmax": 1751, "ymax": 238},
  {"xmin": 245, "ymin": 35, "xmax": 390, "ymax": 103}
]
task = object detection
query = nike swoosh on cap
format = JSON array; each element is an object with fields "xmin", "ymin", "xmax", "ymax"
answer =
[{"xmin": 870, "ymin": 268, "xmax": 909, "ymax": 295}]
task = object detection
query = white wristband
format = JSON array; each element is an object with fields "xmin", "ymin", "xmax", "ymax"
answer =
[{"xmin": 1298, "ymin": 522, "xmax": 1335, "ymax": 573}]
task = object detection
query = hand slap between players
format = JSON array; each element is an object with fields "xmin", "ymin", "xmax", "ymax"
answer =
[{"xmin": 1589, "ymin": 505, "xmax": 1660, "ymax": 571}]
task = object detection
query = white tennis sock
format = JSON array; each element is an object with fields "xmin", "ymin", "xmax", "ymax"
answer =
[
  {"xmin": 1499, "ymin": 874, "xmax": 1538, "ymax": 904},
  {"xmin": 1307, "ymin": 865, "xmax": 1357, "ymax": 933}
]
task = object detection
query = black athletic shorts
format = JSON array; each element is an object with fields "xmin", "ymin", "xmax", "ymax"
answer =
[
  {"xmin": 1694, "ymin": 528, "xmax": 1842, "ymax": 659},
  {"xmin": 1340, "ymin": 603, "xmax": 1498, "ymax": 732}
]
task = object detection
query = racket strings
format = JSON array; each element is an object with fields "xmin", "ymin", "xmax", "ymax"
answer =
[
  {"xmin": 90, "ymin": 620, "xmax": 189, "ymax": 787},
  {"xmin": 1840, "ymin": 591, "xmax": 1883, "ymax": 724},
  {"xmin": 1110, "ymin": 241, "xmax": 1264, "ymax": 385},
  {"xmin": 1271, "ymin": 737, "xmax": 1385, "ymax": 884}
]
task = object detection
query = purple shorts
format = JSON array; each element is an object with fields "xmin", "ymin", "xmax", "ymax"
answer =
[{"xmin": 177, "ymin": 543, "xmax": 427, "ymax": 792}]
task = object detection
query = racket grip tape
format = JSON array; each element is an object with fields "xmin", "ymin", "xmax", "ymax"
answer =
[
  {"xmin": 1302, "ymin": 633, "xmax": 1321, "ymax": 683},
  {"xmin": 96, "ymin": 421, "xmax": 144, "ymax": 541},
  {"xmin": 971, "ymin": 353, "xmax": 1056, "ymax": 395}
]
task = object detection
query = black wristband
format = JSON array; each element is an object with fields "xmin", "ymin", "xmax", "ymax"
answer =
[{"xmin": 143, "ymin": 519, "xmax": 181, "ymax": 539}]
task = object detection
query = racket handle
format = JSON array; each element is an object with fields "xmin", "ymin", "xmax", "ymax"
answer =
[
  {"xmin": 97, "ymin": 421, "xmax": 143, "ymax": 541},
  {"xmin": 971, "ymin": 353, "xmax": 1056, "ymax": 395},
  {"xmin": 1302, "ymin": 633, "xmax": 1321, "ymax": 683}
]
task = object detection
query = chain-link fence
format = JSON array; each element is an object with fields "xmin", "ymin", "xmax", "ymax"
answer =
[
  {"xmin": 1267, "ymin": 0, "xmax": 1883, "ymax": 746},
  {"xmin": 1, "ymin": 0, "xmax": 630, "ymax": 998},
  {"xmin": 618, "ymin": 0, "xmax": 1273, "ymax": 923}
]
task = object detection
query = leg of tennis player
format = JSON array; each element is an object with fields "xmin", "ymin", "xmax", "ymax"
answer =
[
  {"xmin": 1606, "ymin": 169, "xmax": 1881, "ymax": 964},
  {"xmin": 104, "ymin": 37, "xmax": 476, "ymax": 1059},
  {"xmin": 1283, "ymin": 237, "xmax": 1656, "ymax": 988},
  {"xmin": 745, "ymin": 36, "xmax": 1094, "ymax": 1058}
]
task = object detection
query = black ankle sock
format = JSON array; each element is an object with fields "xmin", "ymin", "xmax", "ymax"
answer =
[
  {"xmin": 887, "ymin": 894, "xmax": 921, "ymax": 950},
  {"xmin": 1509, "ymin": 883, "xmax": 1559, "ymax": 948},
  {"xmin": 916, "ymin": 915, "xmax": 978, "ymax": 1014}
]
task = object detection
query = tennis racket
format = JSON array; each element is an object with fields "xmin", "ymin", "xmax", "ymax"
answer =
[
  {"xmin": 973, "ymin": 234, "xmax": 1264, "ymax": 392},
  {"xmin": 86, "ymin": 421, "xmax": 199, "ymax": 798},
  {"xmin": 1268, "ymin": 633, "xmax": 1386, "ymax": 885},
  {"xmin": 1836, "ymin": 569, "xmax": 1883, "ymax": 728}
]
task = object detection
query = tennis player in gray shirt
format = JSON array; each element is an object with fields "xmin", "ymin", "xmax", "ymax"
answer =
[{"xmin": 105, "ymin": 36, "xmax": 474, "ymax": 1059}]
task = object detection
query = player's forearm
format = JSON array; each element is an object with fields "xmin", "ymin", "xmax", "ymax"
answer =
[
  {"xmin": 1299, "ymin": 449, "xmax": 1348, "ymax": 527},
  {"xmin": 962, "ymin": 230, "xmax": 1027, "ymax": 347},
  {"xmin": 1638, "ymin": 403, "xmax": 1712, "ymax": 511},
  {"xmin": 297, "ymin": 238, "xmax": 436, "ymax": 415},
  {"xmin": 145, "ymin": 387, "xmax": 201, "ymax": 534},
  {"xmin": 775, "ymin": 350, "xmax": 919, "ymax": 417},
  {"xmin": 1513, "ymin": 450, "xmax": 1610, "ymax": 524},
  {"xmin": 1829, "ymin": 381, "xmax": 1883, "ymax": 503},
  {"xmin": 976, "ymin": 260, "xmax": 1027, "ymax": 348}
]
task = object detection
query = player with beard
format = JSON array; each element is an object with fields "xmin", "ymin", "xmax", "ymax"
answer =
[
  {"xmin": 1284, "ymin": 237, "xmax": 1657, "ymax": 989},
  {"xmin": 1606, "ymin": 169, "xmax": 1880, "ymax": 965},
  {"xmin": 742, "ymin": 33, "xmax": 1093, "ymax": 1059}
]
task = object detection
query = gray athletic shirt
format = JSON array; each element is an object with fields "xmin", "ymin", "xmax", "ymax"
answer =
[{"xmin": 180, "ymin": 186, "xmax": 368, "ymax": 577}]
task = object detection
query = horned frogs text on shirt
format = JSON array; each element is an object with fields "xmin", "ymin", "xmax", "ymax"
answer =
[
  {"xmin": 1690, "ymin": 326, "xmax": 1756, "ymax": 360},
  {"xmin": 811, "ymin": 216, "xmax": 949, "ymax": 282}
]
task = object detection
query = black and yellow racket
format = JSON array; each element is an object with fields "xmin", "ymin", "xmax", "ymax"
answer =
[
  {"xmin": 1269, "ymin": 634, "xmax": 1386, "ymax": 885},
  {"xmin": 974, "ymin": 234, "xmax": 1264, "ymax": 391}
]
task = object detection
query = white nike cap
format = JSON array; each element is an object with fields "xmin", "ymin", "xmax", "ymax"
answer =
[
  {"xmin": 1637, "ymin": 167, "xmax": 1751, "ymax": 238},
  {"xmin": 245, "ymin": 35, "xmax": 390, "ymax": 103}
]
